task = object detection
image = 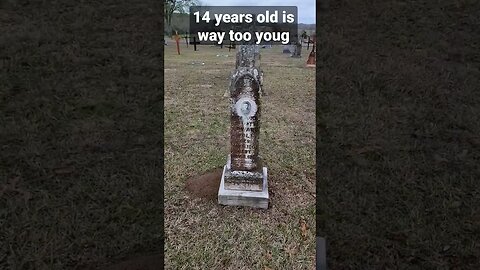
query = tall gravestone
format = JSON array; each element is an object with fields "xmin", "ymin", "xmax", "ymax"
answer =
[
  {"xmin": 224, "ymin": 46, "xmax": 265, "ymax": 97},
  {"xmin": 218, "ymin": 45, "xmax": 269, "ymax": 209}
]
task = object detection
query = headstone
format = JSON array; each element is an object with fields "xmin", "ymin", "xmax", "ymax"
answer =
[
  {"xmin": 218, "ymin": 45, "xmax": 269, "ymax": 209},
  {"xmin": 282, "ymin": 45, "xmax": 291, "ymax": 54},
  {"xmin": 291, "ymin": 40, "xmax": 302, "ymax": 58},
  {"xmin": 224, "ymin": 45, "xmax": 265, "ymax": 97}
]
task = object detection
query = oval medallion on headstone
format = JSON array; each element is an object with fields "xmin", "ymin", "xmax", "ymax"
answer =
[{"xmin": 235, "ymin": 97, "xmax": 257, "ymax": 118}]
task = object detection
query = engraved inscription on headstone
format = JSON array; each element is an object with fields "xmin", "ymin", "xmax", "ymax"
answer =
[{"xmin": 218, "ymin": 45, "xmax": 269, "ymax": 209}]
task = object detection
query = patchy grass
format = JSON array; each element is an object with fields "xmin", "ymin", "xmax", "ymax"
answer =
[
  {"xmin": 164, "ymin": 42, "xmax": 316, "ymax": 269},
  {"xmin": 1, "ymin": 1, "xmax": 163, "ymax": 269},
  {"xmin": 317, "ymin": 1, "xmax": 480, "ymax": 269}
]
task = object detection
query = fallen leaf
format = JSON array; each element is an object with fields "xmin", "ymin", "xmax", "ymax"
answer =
[
  {"xmin": 300, "ymin": 219, "xmax": 309, "ymax": 238},
  {"xmin": 264, "ymin": 251, "xmax": 272, "ymax": 261}
]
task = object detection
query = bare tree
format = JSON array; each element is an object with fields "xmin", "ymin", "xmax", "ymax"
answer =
[{"xmin": 165, "ymin": 0, "xmax": 200, "ymax": 36}]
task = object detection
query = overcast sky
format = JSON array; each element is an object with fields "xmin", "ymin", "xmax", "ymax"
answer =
[{"xmin": 197, "ymin": 0, "xmax": 315, "ymax": 24}]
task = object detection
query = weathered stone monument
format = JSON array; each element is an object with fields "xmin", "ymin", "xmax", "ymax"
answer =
[
  {"xmin": 218, "ymin": 45, "xmax": 269, "ymax": 209},
  {"xmin": 224, "ymin": 45, "xmax": 265, "ymax": 97}
]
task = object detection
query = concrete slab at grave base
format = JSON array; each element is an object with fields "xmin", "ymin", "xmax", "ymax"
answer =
[{"xmin": 218, "ymin": 166, "xmax": 269, "ymax": 209}]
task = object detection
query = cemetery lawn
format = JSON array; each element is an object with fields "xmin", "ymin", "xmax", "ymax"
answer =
[
  {"xmin": 318, "ymin": 1, "xmax": 480, "ymax": 269},
  {"xmin": 164, "ymin": 42, "xmax": 316, "ymax": 269}
]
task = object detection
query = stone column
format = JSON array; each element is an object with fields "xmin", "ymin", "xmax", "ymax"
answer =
[
  {"xmin": 224, "ymin": 45, "xmax": 265, "ymax": 97},
  {"xmin": 218, "ymin": 45, "xmax": 269, "ymax": 209}
]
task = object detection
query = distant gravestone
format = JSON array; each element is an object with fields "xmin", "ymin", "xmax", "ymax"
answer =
[
  {"xmin": 291, "ymin": 40, "xmax": 302, "ymax": 58},
  {"xmin": 282, "ymin": 45, "xmax": 291, "ymax": 54},
  {"xmin": 218, "ymin": 45, "xmax": 269, "ymax": 209}
]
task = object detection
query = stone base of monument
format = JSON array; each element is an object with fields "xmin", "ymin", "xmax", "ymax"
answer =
[{"xmin": 218, "ymin": 165, "xmax": 269, "ymax": 209}]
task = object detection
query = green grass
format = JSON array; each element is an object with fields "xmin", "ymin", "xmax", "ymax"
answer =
[{"xmin": 164, "ymin": 43, "xmax": 316, "ymax": 269}]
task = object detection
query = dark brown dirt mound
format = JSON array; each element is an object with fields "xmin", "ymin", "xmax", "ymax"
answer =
[{"xmin": 185, "ymin": 168, "xmax": 223, "ymax": 200}]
